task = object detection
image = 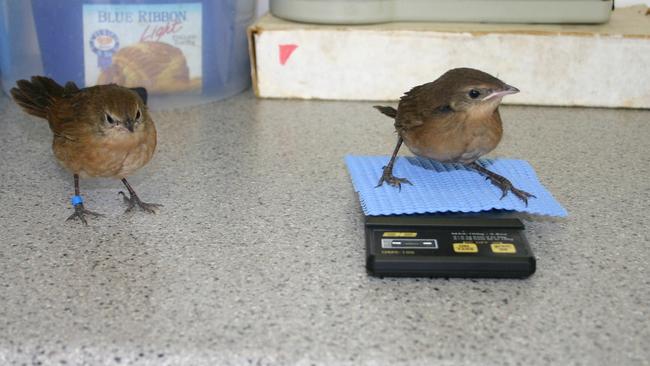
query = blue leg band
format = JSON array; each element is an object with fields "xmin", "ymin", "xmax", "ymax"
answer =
[{"xmin": 71, "ymin": 195, "xmax": 84, "ymax": 206}]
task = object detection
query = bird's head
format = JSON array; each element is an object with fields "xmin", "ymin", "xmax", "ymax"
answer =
[
  {"xmin": 442, "ymin": 68, "xmax": 519, "ymax": 114},
  {"xmin": 97, "ymin": 85, "xmax": 149, "ymax": 134}
]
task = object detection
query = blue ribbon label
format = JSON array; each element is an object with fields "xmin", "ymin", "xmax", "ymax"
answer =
[
  {"xmin": 89, "ymin": 29, "xmax": 120, "ymax": 70},
  {"xmin": 82, "ymin": 3, "xmax": 203, "ymax": 94}
]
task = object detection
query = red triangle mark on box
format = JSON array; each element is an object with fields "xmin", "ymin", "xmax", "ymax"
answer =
[{"xmin": 279, "ymin": 44, "xmax": 298, "ymax": 65}]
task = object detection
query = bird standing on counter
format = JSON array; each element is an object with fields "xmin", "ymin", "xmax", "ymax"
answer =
[
  {"xmin": 11, "ymin": 76, "xmax": 160, "ymax": 225},
  {"xmin": 375, "ymin": 67, "xmax": 535, "ymax": 205}
]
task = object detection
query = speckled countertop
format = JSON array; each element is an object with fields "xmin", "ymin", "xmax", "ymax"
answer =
[{"xmin": 0, "ymin": 91, "xmax": 648, "ymax": 366}]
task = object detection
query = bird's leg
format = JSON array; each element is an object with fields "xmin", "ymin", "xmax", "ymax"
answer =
[
  {"xmin": 376, "ymin": 136, "xmax": 412, "ymax": 190},
  {"xmin": 66, "ymin": 174, "xmax": 103, "ymax": 225},
  {"xmin": 469, "ymin": 162, "xmax": 536, "ymax": 206},
  {"xmin": 119, "ymin": 178, "xmax": 162, "ymax": 214}
]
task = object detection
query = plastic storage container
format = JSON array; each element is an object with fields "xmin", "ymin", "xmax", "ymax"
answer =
[
  {"xmin": 270, "ymin": 0, "xmax": 613, "ymax": 24},
  {"xmin": 0, "ymin": 0, "xmax": 255, "ymax": 109}
]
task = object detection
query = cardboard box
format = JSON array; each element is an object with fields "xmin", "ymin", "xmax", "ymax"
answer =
[{"xmin": 248, "ymin": 6, "xmax": 650, "ymax": 108}]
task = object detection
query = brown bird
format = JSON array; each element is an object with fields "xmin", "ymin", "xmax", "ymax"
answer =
[
  {"xmin": 374, "ymin": 67, "xmax": 535, "ymax": 205},
  {"xmin": 11, "ymin": 76, "xmax": 160, "ymax": 224}
]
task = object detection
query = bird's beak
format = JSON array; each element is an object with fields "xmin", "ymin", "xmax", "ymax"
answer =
[
  {"xmin": 482, "ymin": 84, "xmax": 520, "ymax": 101},
  {"xmin": 124, "ymin": 119, "xmax": 134, "ymax": 132}
]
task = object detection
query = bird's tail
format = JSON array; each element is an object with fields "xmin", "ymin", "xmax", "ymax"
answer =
[
  {"xmin": 373, "ymin": 105, "xmax": 397, "ymax": 119},
  {"xmin": 10, "ymin": 76, "xmax": 65, "ymax": 119}
]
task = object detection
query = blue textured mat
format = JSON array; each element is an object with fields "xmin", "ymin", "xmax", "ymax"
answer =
[{"xmin": 345, "ymin": 155, "xmax": 567, "ymax": 217}]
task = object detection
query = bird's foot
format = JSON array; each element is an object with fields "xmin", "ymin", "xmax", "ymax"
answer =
[
  {"xmin": 485, "ymin": 175, "xmax": 536, "ymax": 206},
  {"xmin": 66, "ymin": 204, "xmax": 104, "ymax": 225},
  {"xmin": 376, "ymin": 166, "xmax": 412, "ymax": 191},
  {"xmin": 119, "ymin": 191, "xmax": 162, "ymax": 214}
]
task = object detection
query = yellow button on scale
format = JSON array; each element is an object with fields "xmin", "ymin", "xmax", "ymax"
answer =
[
  {"xmin": 382, "ymin": 232, "xmax": 417, "ymax": 237},
  {"xmin": 491, "ymin": 243, "xmax": 517, "ymax": 254},
  {"xmin": 453, "ymin": 243, "xmax": 478, "ymax": 253}
]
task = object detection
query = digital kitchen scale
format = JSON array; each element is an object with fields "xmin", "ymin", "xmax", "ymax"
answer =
[{"xmin": 365, "ymin": 214, "xmax": 535, "ymax": 278}]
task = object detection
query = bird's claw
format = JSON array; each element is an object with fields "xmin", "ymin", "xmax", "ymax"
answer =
[
  {"xmin": 510, "ymin": 187, "xmax": 536, "ymax": 206},
  {"xmin": 66, "ymin": 204, "xmax": 104, "ymax": 225},
  {"xmin": 119, "ymin": 191, "xmax": 162, "ymax": 214},
  {"xmin": 489, "ymin": 177, "xmax": 536, "ymax": 206},
  {"xmin": 376, "ymin": 171, "xmax": 413, "ymax": 191}
]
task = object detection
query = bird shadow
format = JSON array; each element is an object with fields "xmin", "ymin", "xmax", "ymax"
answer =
[{"xmin": 400, "ymin": 156, "xmax": 497, "ymax": 173}]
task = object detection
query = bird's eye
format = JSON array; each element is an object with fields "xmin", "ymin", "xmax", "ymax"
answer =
[
  {"xmin": 469, "ymin": 89, "xmax": 481, "ymax": 99},
  {"xmin": 135, "ymin": 108, "xmax": 141, "ymax": 121},
  {"xmin": 105, "ymin": 113, "xmax": 115, "ymax": 124}
]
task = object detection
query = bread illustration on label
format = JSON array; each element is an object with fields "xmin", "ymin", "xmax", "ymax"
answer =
[{"xmin": 98, "ymin": 41, "xmax": 201, "ymax": 94}]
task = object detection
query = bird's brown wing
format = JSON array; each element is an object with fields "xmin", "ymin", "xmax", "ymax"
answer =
[
  {"xmin": 47, "ymin": 89, "xmax": 100, "ymax": 141},
  {"xmin": 395, "ymin": 81, "xmax": 452, "ymax": 132},
  {"xmin": 63, "ymin": 81, "xmax": 80, "ymax": 96}
]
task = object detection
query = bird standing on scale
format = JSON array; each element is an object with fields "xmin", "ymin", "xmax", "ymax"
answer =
[
  {"xmin": 375, "ymin": 67, "xmax": 535, "ymax": 205},
  {"xmin": 11, "ymin": 76, "xmax": 161, "ymax": 225}
]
